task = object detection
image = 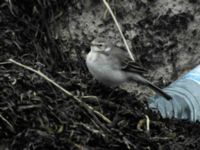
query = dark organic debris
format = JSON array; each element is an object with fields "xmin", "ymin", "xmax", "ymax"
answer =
[
  {"xmin": 132, "ymin": 12, "xmax": 193, "ymax": 68},
  {"xmin": 0, "ymin": 0, "xmax": 200, "ymax": 150}
]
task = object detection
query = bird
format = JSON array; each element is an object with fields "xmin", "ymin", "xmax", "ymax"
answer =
[{"xmin": 86, "ymin": 38, "xmax": 172, "ymax": 100}]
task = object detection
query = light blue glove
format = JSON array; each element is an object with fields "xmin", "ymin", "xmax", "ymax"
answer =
[{"xmin": 148, "ymin": 65, "xmax": 200, "ymax": 122}]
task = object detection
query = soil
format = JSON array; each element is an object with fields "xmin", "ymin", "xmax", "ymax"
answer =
[{"xmin": 1, "ymin": 0, "xmax": 200, "ymax": 149}]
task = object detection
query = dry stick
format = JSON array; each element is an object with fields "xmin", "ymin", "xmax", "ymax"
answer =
[
  {"xmin": 8, "ymin": 59, "xmax": 111, "ymax": 124},
  {"xmin": 0, "ymin": 113, "xmax": 15, "ymax": 133},
  {"xmin": 102, "ymin": 0, "xmax": 135, "ymax": 61},
  {"xmin": 103, "ymin": 0, "xmax": 151, "ymax": 132},
  {"xmin": 145, "ymin": 115, "xmax": 150, "ymax": 132},
  {"xmin": 0, "ymin": 61, "xmax": 12, "ymax": 65}
]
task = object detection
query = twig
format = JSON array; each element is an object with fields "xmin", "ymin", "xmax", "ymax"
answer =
[
  {"xmin": 0, "ymin": 61, "xmax": 12, "ymax": 65},
  {"xmin": 102, "ymin": 0, "xmax": 135, "ymax": 61},
  {"xmin": 0, "ymin": 113, "xmax": 15, "ymax": 133},
  {"xmin": 8, "ymin": 59, "xmax": 112, "ymax": 125},
  {"xmin": 136, "ymin": 115, "xmax": 150, "ymax": 133},
  {"xmin": 145, "ymin": 115, "xmax": 150, "ymax": 132}
]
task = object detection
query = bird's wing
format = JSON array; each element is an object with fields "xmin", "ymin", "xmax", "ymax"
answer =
[
  {"xmin": 120, "ymin": 56, "xmax": 148, "ymax": 74},
  {"xmin": 111, "ymin": 46, "xmax": 148, "ymax": 74}
]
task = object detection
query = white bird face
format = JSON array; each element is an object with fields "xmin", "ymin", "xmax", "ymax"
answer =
[{"xmin": 90, "ymin": 38, "xmax": 111, "ymax": 53}]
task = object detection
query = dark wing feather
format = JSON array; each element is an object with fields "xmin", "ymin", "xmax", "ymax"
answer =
[
  {"xmin": 121, "ymin": 56, "xmax": 148, "ymax": 74},
  {"xmin": 111, "ymin": 46, "xmax": 148, "ymax": 74}
]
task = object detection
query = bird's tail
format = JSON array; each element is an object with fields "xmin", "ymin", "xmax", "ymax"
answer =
[
  {"xmin": 147, "ymin": 81, "xmax": 172, "ymax": 100},
  {"xmin": 127, "ymin": 73, "xmax": 172, "ymax": 100}
]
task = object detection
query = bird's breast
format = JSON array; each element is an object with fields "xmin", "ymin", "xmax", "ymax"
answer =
[
  {"xmin": 86, "ymin": 51, "xmax": 99, "ymax": 64},
  {"xmin": 86, "ymin": 51, "xmax": 126, "ymax": 87},
  {"xmin": 86, "ymin": 52, "xmax": 107, "ymax": 75}
]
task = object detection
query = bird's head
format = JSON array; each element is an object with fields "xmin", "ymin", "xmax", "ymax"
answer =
[{"xmin": 90, "ymin": 38, "xmax": 112, "ymax": 54}]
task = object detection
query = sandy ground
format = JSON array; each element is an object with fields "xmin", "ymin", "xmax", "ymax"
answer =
[{"xmin": 60, "ymin": 0, "xmax": 200, "ymax": 99}]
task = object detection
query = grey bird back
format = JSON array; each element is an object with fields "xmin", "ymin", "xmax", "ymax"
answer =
[{"xmin": 109, "ymin": 46, "xmax": 148, "ymax": 74}]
